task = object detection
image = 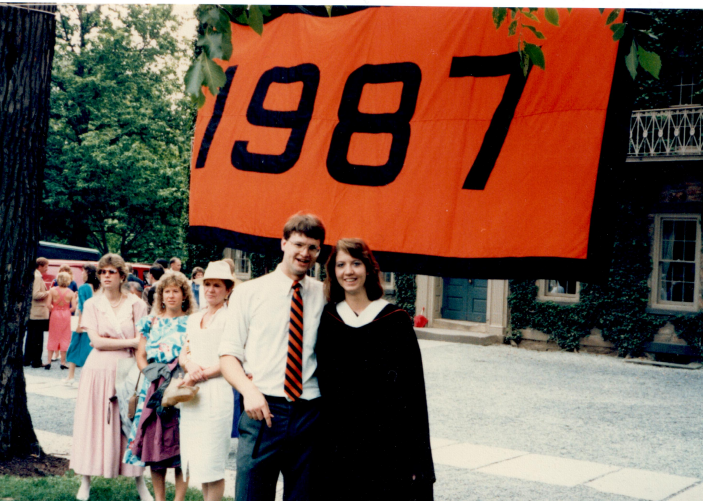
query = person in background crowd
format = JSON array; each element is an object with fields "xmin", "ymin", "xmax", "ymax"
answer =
[
  {"xmin": 127, "ymin": 263, "xmax": 145, "ymax": 288},
  {"xmin": 49, "ymin": 264, "xmax": 78, "ymax": 362},
  {"xmin": 316, "ymin": 239, "xmax": 435, "ymax": 501},
  {"xmin": 129, "ymin": 281, "xmax": 144, "ymax": 299},
  {"xmin": 69, "ymin": 253, "xmax": 152, "ymax": 501},
  {"xmin": 143, "ymin": 265, "xmax": 165, "ymax": 313},
  {"xmin": 63, "ymin": 264, "xmax": 100, "ymax": 386},
  {"xmin": 190, "ymin": 267, "xmax": 204, "ymax": 309},
  {"xmin": 155, "ymin": 258, "xmax": 169, "ymax": 271},
  {"xmin": 169, "ymin": 257, "xmax": 182, "ymax": 272},
  {"xmin": 179, "ymin": 261, "xmax": 236, "ymax": 501},
  {"xmin": 44, "ymin": 272, "xmax": 77, "ymax": 370},
  {"xmin": 25, "ymin": 257, "xmax": 51, "ymax": 368},
  {"xmin": 124, "ymin": 271, "xmax": 195, "ymax": 501},
  {"xmin": 51, "ymin": 264, "xmax": 79, "ymax": 292},
  {"xmin": 220, "ymin": 213, "xmax": 326, "ymax": 501}
]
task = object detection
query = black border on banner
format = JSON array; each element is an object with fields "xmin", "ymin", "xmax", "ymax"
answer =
[{"xmin": 189, "ymin": 9, "xmax": 635, "ymax": 284}]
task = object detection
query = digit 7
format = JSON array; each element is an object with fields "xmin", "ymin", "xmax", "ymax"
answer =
[{"xmin": 450, "ymin": 53, "xmax": 531, "ymax": 190}]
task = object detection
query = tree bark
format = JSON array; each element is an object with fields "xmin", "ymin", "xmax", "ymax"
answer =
[{"xmin": 0, "ymin": 4, "xmax": 56, "ymax": 459}]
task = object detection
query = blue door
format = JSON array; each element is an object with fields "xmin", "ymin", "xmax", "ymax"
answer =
[{"xmin": 441, "ymin": 278, "xmax": 487, "ymax": 322}]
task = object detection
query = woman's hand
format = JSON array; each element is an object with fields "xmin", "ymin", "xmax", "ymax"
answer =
[
  {"xmin": 178, "ymin": 374, "xmax": 196, "ymax": 388},
  {"xmin": 185, "ymin": 361, "xmax": 207, "ymax": 383}
]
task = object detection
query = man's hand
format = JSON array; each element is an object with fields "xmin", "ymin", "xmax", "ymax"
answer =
[{"xmin": 243, "ymin": 388, "xmax": 274, "ymax": 428}]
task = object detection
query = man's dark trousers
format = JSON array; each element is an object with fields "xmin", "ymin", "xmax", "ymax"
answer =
[
  {"xmin": 24, "ymin": 319, "xmax": 48, "ymax": 367},
  {"xmin": 235, "ymin": 396, "xmax": 321, "ymax": 501}
]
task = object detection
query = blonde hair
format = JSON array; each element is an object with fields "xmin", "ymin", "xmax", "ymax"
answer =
[
  {"xmin": 58, "ymin": 264, "xmax": 73, "ymax": 278},
  {"xmin": 56, "ymin": 272, "xmax": 71, "ymax": 288},
  {"xmin": 152, "ymin": 271, "xmax": 196, "ymax": 315}
]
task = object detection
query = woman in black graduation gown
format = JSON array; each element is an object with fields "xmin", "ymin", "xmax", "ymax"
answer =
[{"xmin": 316, "ymin": 238, "xmax": 435, "ymax": 501}]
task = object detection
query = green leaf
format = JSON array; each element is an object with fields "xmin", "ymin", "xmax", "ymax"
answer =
[
  {"xmin": 523, "ymin": 42, "xmax": 545, "ymax": 70},
  {"xmin": 605, "ymin": 8, "xmax": 621, "ymax": 25},
  {"xmin": 248, "ymin": 5, "xmax": 264, "ymax": 35},
  {"xmin": 545, "ymin": 8, "xmax": 559, "ymax": 26},
  {"xmin": 493, "ymin": 7, "xmax": 507, "ymax": 28},
  {"xmin": 200, "ymin": 52, "xmax": 227, "ymax": 97},
  {"xmin": 325, "ymin": 5, "xmax": 333, "ymax": 17},
  {"xmin": 184, "ymin": 58, "xmax": 204, "ymax": 97},
  {"xmin": 218, "ymin": 24, "xmax": 233, "ymax": 60},
  {"xmin": 523, "ymin": 24, "xmax": 546, "ymax": 39},
  {"xmin": 198, "ymin": 7, "xmax": 221, "ymax": 26},
  {"xmin": 510, "ymin": 8, "xmax": 517, "ymax": 19},
  {"xmin": 197, "ymin": 32, "xmax": 224, "ymax": 60},
  {"xmin": 611, "ymin": 23, "xmax": 626, "ymax": 41},
  {"xmin": 637, "ymin": 46, "xmax": 661, "ymax": 79},
  {"xmin": 220, "ymin": 5, "xmax": 246, "ymax": 20},
  {"xmin": 567, "ymin": 8, "xmax": 572, "ymax": 13},
  {"xmin": 598, "ymin": 8, "xmax": 605, "ymax": 14},
  {"xmin": 523, "ymin": 11, "xmax": 539, "ymax": 22},
  {"xmin": 625, "ymin": 41, "xmax": 638, "ymax": 79},
  {"xmin": 508, "ymin": 20, "xmax": 518, "ymax": 36}
]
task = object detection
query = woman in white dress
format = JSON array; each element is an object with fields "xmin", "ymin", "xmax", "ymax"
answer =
[{"xmin": 178, "ymin": 261, "xmax": 235, "ymax": 501}]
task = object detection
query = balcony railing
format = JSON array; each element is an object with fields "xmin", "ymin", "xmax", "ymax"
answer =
[{"xmin": 628, "ymin": 105, "xmax": 703, "ymax": 159}]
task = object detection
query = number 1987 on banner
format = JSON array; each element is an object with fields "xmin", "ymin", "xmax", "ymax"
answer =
[{"xmin": 195, "ymin": 53, "xmax": 530, "ymax": 191}]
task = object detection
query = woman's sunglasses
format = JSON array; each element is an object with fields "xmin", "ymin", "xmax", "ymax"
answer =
[{"xmin": 97, "ymin": 269, "xmax": 119, "ymax": 276}]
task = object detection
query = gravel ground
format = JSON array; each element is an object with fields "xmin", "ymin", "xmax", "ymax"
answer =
[
  {"xmin": 420, "ymin": 343, "xmax": 703, "ymax": 479},
  {"xmin": 26, "ymin": 341, "xmax": 703, "ymax": 500}
]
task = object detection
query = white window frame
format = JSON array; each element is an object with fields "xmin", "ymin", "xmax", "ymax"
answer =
[
  {"xmin": 537, "ymin": 279, "xmax": 580, "ymax": 304},
  {"xmin": 650, "ymin": 213, "xmax": 701, "ymax": 313},
  {"xmin": 382, "ymin": 272, "xmax": 396, "ymax": 294}
]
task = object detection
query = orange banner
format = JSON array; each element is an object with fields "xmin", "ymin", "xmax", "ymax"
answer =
[{"xmin": 190, "ymin": 7, "xmax": 628, "ymax": 278}]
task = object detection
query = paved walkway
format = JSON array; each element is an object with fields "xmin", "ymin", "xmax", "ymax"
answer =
[{"xmin": 25, "ymin": 339, "xmax": 703, "ymax": 501}]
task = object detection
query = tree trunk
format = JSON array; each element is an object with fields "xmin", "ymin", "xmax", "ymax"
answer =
[{"xmin": 0, "ymin": 4, "xmax": 56, "ymax": 459}]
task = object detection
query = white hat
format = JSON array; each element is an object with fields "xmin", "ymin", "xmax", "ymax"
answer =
[{"xmin": 202, "ymin": 261, "xmax": 236, "ymax": 282}]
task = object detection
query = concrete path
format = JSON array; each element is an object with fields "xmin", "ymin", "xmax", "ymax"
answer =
[{"xmin": 25, "ymin": 339, "xmax": 703, "ymax": 500}]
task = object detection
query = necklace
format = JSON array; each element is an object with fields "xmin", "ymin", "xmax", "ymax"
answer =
[{"xmin": 109, "ymin": 294, "xmax": 124, "ymax": 309}]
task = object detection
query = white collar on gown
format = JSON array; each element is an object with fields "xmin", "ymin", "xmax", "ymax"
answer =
[
  {"xmin": 93, "ymin": 291, "xmax": 140, "ymax": 338},
  {"xmin": 336, "ymin": 299, "xmax": 389, "ymax": 328}
]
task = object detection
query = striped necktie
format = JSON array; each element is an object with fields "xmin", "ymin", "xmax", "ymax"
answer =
[{"xmin": 285, "ymin": 281, "xmax": 304, "ymax": 401}]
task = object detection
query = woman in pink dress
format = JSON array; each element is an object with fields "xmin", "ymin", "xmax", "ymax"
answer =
[
  {"xmin": 44, "ymin": 272, "xmax": 77, "ymax": 369},
  {"xmin": 69, "ymin": 253, "xmax": 153, "ymax": 501}
]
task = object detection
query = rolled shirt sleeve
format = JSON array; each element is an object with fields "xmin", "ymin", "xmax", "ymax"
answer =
[{"xmin": 219, "ymin": 284, "xmax": 248, "ymax": 362}]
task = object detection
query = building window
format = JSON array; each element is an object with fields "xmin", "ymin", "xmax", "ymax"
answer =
[
  {"xmin": 382, "ymin": 272, "xmax": 396, "ymax": 295},
  {"xmin": 652, "ymin": 214, "xmax": 701, "ymax": 312},
  {"xmin": 537, "ymin": 279, "xmax": 580, "ymax": 303}
]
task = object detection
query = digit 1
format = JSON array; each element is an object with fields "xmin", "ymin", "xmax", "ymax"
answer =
[
  {"xmin": 195, "ymin": 66, "xmax": 237, "ymax": 169},
  {"xmin": 327, "ymin": 62, "xmax": 422, "ymax": 186},
  {"xmin": 231, "ymin": 64, "xmax": 320, "ymax": 174}
]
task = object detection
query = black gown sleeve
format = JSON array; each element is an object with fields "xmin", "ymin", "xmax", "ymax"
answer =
[{"xmin": 394, "ymin": 310, "xmax": 436, "ymax": 490}]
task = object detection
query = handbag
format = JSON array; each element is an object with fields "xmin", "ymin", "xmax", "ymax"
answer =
[
  {"xmin": 127, "ymin": 371, "xmax": 141, "ymax": 419},
  {"xmin": 161, "ymin": 377, "xmax": 199, "ymax": 407}
]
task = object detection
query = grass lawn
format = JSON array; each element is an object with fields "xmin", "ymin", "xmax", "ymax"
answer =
[{"xmin": 0, "ymin": 471, "xmax": 234, "ymax": 501}]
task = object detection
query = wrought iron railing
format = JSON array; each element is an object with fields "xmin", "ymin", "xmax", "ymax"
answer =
[{"xmin": 628, "ymin": 105, "xmax": 703, "ymax": 158}]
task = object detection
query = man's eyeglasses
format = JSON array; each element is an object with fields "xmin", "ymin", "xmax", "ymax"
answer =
[
  {"xmin": 97, "ymin": 269, "xmax": 119, "ymax": 276},
  {"xmin": 291, "ymin": 242, "xmax": 320, "ymax": 255}
]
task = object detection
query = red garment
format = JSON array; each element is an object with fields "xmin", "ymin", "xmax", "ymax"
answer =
[
  {"xmin": 131, "ymin": 361, "xmax": 181, "ymax": 464},
  {"xmin": 48, "ymin": 288, "xmax": 72, "ymax": 351}
]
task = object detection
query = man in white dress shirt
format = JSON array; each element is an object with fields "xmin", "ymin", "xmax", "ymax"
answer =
[{"xmin": 220, "ymin": 213, "xmax": 326, "ymax": 501}]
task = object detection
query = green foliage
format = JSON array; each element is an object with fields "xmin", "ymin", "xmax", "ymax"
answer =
[
  {"xmin": 43, "ymin": 5, "xmax": 195, "ymax": 263},
  {"xmin": 0, "ymin": 473, "xmax": 228, "ymax": 501},
  {"xmin": 249, "ymin": 253, "xmax": 281, "ymax": 279},
  {"xmin": 186, "ymin": 5, "xmax": 272, "ymax": 105},
  {"xmin": 491, "ymin": 7, "xmax": 667, "ymax": 82},
  {"xmin": 508, "ymin": 198, "xmax": 703, "ymax": 357},
  {"xmin": 630, "ymin": 9, "xmax": 703, "ymax": 108},
  {"xmin": 394, "ymin": 273, "xmax": 417, "ymax": 318}
]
